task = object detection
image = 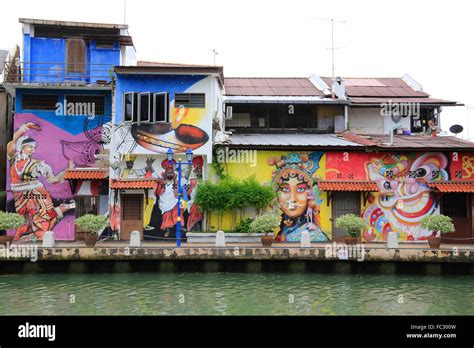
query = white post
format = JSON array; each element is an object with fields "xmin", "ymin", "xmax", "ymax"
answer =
[
  {"xmin": 42, "ymin": 231, "xmax": 55, "ymax": 248},
  {"xmin": 215, "ymin": 230, "xmax": 225, "ymax": 247}
]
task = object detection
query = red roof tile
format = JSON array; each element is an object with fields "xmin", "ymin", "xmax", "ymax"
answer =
[
  {"xmin": 110, "ymin": 179, "xmax": 157, "ymax": 189},
  {"xmin": 427, "ymin": 182, "xmax": 474, "ymax": 192},
  {"xmin": 317, "ymin": 180, "xmax": 379, "ymax": 191},
  {"xmin": 64, "ymin": 169, "xmax": 109, "ymax": 180}
]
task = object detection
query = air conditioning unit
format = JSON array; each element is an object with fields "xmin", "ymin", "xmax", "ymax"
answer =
[{"xmin": 224, "ymin": 105, "xmax": 233, "ymax": 120}]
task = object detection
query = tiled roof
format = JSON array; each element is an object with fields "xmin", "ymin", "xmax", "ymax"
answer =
[
  {"xmin": 224, "ymin": 78, "xmax": 325, "ymax": 97},
  {"xmin": 64, "ymin": 169, "xmax": 109, "ymax": 180},
  {"xmin": 427, "ymin": 182, "xmax": 474, "ymax": 192},
  {"xmin": 348, "ymin": 97, "xmax": 457, "ymax": 105},
  {"xmin": 317, "ymin": 180, "xmax": 379, "ymax": 191},
  {"xmin": 110, "ymin": 179, "xmax": 157, "ymax": 189}
]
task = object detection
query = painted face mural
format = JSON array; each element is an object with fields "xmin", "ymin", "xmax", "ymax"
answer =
[
  {"xmin": 268, "ymin": 152, "xmax": 329, "ymax": 242},
  {"xmin": 362, "ymin": 153, "xmax": 449, "ymax": 241}
]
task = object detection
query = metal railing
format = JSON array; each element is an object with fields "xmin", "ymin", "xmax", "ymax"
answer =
[{"xmin": 3, "ymin": 60, "xmax": 115, "ymax": 85}]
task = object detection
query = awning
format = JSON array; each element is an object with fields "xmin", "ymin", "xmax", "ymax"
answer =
[
  {"xmin": 110, "ymin": 179, "xmax": 157, "ymax": 189},
  {"xmin": 64, "ymin": 169, "xmax": 109, "ymax": 180},
  {"xmin": 427, "ymin": 181, "xmax": 474, "ymax": 193},
  {"xmin": 317, "ymin": 180, "xmax": 379, "ymax": 192}
]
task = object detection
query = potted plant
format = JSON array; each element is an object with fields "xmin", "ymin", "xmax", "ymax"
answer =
[
  {"xmin": 249, "ymin": 214, "xmax": 279, "ymax": 247},
  {"xmin": 335, "ymin": 214, "xmax": 368, "ymax": 245},
  {"xmin": 0, "ymin": 211, "xmax": 24, "ymax": 245},
  {"xmin": 420, "ymin": 214, "xmax": 455, "ymax": 249},
  {"xmin": 75, "ymin": 214, "xmax": 108, "ymax": 247}
]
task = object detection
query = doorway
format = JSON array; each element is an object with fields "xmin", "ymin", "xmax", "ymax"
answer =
[
  {"xmin": 331, "ymin": 191, "xmax": 361, "ymax": 242},
  {"xmin": 121, "ymin": 194, "xmax": 143, "ymax": 241},
  {"xmin": 441, "ymin": 193, "xmax": 472, "ymax": 244}
]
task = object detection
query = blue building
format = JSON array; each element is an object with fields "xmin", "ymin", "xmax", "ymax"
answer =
[{"xmin": 2, "ymin": 18, "xmax": 135, "ymax": 241}]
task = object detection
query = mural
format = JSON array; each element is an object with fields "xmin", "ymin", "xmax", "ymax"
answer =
[
  {"xmin": 268, "ymin": 152, "xmax": 329, "ymax": 242},
  {"xmin": 7, "ymin": 113, "xmax": 110, "ymax": 241}
]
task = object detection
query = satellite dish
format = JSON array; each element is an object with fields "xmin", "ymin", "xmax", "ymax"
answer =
[
  {"xmin": 391, "ymin": 114, "xmax": 402, "ymax": 123},
  {"xmin": 449, "ymin": 124, "xmax": 464, "ymax": 135}
]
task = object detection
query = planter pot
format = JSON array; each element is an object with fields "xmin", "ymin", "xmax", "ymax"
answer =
[
  {"xmin": 0, "ymin": 235, "xmax": 14, "ymax": 245},
  {"xmin": 344, "ymin": 236, "xmax": 360, "ymax": 245},
  {"xmin": 75, "ymin": 230, "xmax": 87, "ymax": 241},
  {"xmin": 428, "ymin": 237, "xmax": 442, "ymax": 249},
  {"xmin": 261, "ymin": 235, "xmax": 274, "ymax": 247},
  {"xmin": 83, "ymin": 233, "xmax": 98, "ymax": 247},
  {"xmin": 186, "ymin": 232, "xmax": 267, "ymax": 244}
]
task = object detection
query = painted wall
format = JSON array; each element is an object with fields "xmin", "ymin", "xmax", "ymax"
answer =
[
  {"xmin": 213, "ymin": 149, "xmax": 473, "ymax": 242},
  {"xmin": 6, "ymin": 89, "xmax": 112, "ymax": 241},
  {"xmin": 348, "ymin": 107, "xmax": 384, "ymax": 134}
]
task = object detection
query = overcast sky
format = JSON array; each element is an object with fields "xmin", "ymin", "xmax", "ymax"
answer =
[{"xmin": 1, "ymin": 0, "xmax": 473, "ymax": 138}]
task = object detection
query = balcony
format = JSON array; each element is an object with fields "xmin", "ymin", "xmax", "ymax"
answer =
[{"xmin": 2, "ymin": 60, "xmax": 114, "ymax": 87}]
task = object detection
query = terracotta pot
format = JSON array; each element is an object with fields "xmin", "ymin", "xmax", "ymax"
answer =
[
  {"xmin": 261, "ymin": 235, "xmax": 273, "ymax": 247},
  {"xmin": 75, "ymin": 230, "xmax": 87, "ymax": 241},
  {"xmin": 84, "ymin": 233, "xmax": 98, "ymax": 247},
  {"xmin": 0, "ymin": 235, "xmax": 14, "ymax": 245},
  {"xmin": 428, "ymin": 237, "xmax": 442, "ymax": 249},
  {"xmin": 344, "ymin": 236, "xmax": 360, "ymax": 245}
]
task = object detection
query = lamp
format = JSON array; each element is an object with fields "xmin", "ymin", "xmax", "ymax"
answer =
[
  {"xmin": 167, "ymin": 148, "xmax": 173, "ymax": 162},
  {"xmin": 186, "ymin": 149, "xmax": 193, "ymax": 162}
]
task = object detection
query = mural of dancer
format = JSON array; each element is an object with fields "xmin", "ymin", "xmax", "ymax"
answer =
[
  {"xmin": 268, "ymin": 152, "xmax": 329, "ymax": 242},
  {"xmin": 7, "ymin": 122, "xmax": 75, "ymax": 241},
  {"xmin": 362, "ymin": 153, "xmax": 449, "ymax": 241}
]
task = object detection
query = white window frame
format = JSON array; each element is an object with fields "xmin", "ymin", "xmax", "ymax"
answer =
[
  {"xmin": 153, "ymin": 92, "xmax": 168, "ymax": 123},
  {"xmin": 123, "ymin": 92, "xmax": 136, "ymax": 123},
  {"xmin": 138, "ymin": 92, "xmax": 152, "ymax": 124}
]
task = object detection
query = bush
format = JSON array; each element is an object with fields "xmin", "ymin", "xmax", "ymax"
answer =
[
  {"xmin": 249, "ymin": 214, "xmax": 280, "ymax": 234},
  {"xmin": 75, "ymin": 214, "xmax": 108, "ymax": 234},
  {"xmin": 420, "ymin": 214, "xmax": 455, "ymax": 237},
  {"xmin": 235, "ymin": 218, "xmax": 254, "ymax": 233},
  {"xmin": 335, "ymin": 214, "xmax": 368, "ymax": 237},
  {"xmin": 0, "ymin": 211, "xmax": 24, "ymax": 231}
]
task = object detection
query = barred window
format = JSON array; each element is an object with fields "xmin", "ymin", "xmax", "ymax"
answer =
[
  {"xmin": 22, "ymin": 94, "xmax": 58, "ymax": 110},
  {"xmin": 175, "ymin": 93, "xmax": 205, "ymax": 108},
  {"xmin": 75, "ymin": 196, "xmax": 99, "ymax": 218}
]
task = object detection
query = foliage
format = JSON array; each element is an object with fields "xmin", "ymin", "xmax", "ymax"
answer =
[
  {"xmin": 0, "ymin": 211, "xmax": 24, "ymax": 231},
  {"xmin": 420, "ymin": 214, "xmax": 455, "ymax": 237},
  {"xmin": 211, "ymin": 146, "xmax": 229, "ymax": 180},
  {"xmin": 235, "ymin": 218, "xmax": 254, "ymax": 233},
  {"xmin": 243, "ymin": 177, "xmax": 276, "ymax": 210},
  {"xmin": 335, "ymin": 214, "xmax": 369, "ymax": 237},
  {"xmin": 75, "ymin": 214, "xmax": 108, "ymax": 234},
  {"xmin": 249, "ymin": 214, "xmax": 280, "ymax": 234}
]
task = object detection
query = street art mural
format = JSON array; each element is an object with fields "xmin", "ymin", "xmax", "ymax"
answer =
[
  {"xmin": 268, "ymin": 152, "xmax": 329, "ymax": 242},
  {"xmin": 6, "ymin": 113, "xmax": 111, "ymax": 241}
]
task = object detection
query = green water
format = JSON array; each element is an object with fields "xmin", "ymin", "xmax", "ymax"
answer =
[{"xmin": 0, "ymin": 273, "xmax": 472, "ymax": 315}]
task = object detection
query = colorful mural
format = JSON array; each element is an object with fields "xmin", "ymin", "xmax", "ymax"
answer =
[{"xmin": 6, "ymin": 113, "xmax": 110, "ymax": 241}]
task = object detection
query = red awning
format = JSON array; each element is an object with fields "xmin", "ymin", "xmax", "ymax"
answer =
[
  {"xmin": 64, "ymin": 169, "xmax": 109, "ymax": 180},
  {"xmin": 427, "ymin": 181, "xmax": 474, "ymax": 193},
  {"xmin": 110, "ymin": 179, "xmax": 157, "ymax": 189},
  {"xmin": 317, "ymin": 180, "xmax": 379, "ymax": 192}
]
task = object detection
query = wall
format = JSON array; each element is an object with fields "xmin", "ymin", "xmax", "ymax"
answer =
[
  {"xmin": 5, "ymin": 89, "xmax": 112, "ymax": 241},
  {"xmin": 348, "ymin": 107, "xmax": 384, "ymax": 134},
  {"xmin": 211, "ymin": 149, "xmax": 473, "ymax": 242}
]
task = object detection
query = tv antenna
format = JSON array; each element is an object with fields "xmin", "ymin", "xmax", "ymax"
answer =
[
  {"xmin": 312, "ymin": 18, "xmax": 346, "ymax": 78},
  {"xmin": 211, "ymin": 49, "xmax": 219, "ymax": 65}
]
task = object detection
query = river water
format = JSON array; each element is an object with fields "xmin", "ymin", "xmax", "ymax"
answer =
[{"xmin": 0, "ymin": 273, "xmax": 472, "ymax": 315}]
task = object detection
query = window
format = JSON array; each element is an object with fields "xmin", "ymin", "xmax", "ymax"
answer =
[
  {"xmin": 64, "ymin": 95, "xmax": 105, "ymax": 115},
  {"xmin": 22, "ymin": 94, "xmax": 58, "ymax": 110},
  {"xmin": 66, "ymin": 39, "xmax": 86, "ymax": 74},
  {"xmin": 442, "ymin": 193, "xmax": 470, "ymax": 218},
  {"xmin": 75, "ymin": 196, "xmax": 99, "ymax": 218},
  {"xmin": 123, "ymin": 92, "xmax": 169, "ymax": 123},
  {"xmin": 175, "ymin": 93, "xmax": 205, "ymax": 108}
]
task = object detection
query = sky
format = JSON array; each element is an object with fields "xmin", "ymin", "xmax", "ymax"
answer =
[{"xmin": 1, "ymin": 0, "xmax": 473, "ymax": 138}]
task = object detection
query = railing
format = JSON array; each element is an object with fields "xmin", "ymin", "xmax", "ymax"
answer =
[{"xmin": 3, "ymin": 60, "xmax": 115, "ymax": 85}]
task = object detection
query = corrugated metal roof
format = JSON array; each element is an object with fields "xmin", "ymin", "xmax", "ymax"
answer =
[
  {"xmin": 348, "ymin": 97, "xmax": 457, "ymax": 105},
  {"xmin": 224, "ymin": 133, "xmax": 363, "ymax": 147},
  {"xmin": 19, "ymin": 18, "xmax": 128, "ymax": 29},
  {"xmin": 225, "ymin": 78, "xmax": 324, "ymax": 97}
]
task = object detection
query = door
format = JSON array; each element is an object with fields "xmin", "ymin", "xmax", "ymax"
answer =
[
  {"xmin": 441, "ymin": 193, "xmax": 472, "ymax": 245},
  {"xmin": 121, "ymin": 194, "xmax": 143, "ymax": 241},
  {"xmin": 331, "ymin": 191, "xmax": 361, "ymax": 242}
]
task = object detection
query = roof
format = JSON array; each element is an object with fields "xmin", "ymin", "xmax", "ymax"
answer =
[
  {"xmin": 317, "ymin": 180, "xmax": 379, "ymax": 192},
  {"xmin": 110, "ymin": 179, "xmax": 157, "ymax": 189},
  {"xmin": 19, "ymin": 18, "xmax": 128, "ymax": 29},
  {"xmin": 115, "ymin": 62, "xmax": 224, "ymax": 86},
  {"xmin": 64, "ymin": 169, "xmax": 109, "ymax": 180},
  {"xmin": 225, "ymin": 78, "xmax": 324, "ymax": 97},
  {"xmin": 338, "ymin": 131, "xmax": 474, "ymax": 150},
  {"xmin": 427, "ymin": 181, "xmax": 474, "ymax": 193},
  {"xmin": 223, "ymin": 133, "xmax": 363, "ymax": 148}
]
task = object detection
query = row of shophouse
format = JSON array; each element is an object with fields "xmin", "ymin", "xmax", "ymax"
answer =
[{"xmin": 1, "ymin": 18, "xmax": 474, "ymax": 244}]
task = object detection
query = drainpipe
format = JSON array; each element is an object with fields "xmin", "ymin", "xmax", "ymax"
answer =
[{"xmin": 344, "ymin": 104, "xmax": 348, "ymax": 131}]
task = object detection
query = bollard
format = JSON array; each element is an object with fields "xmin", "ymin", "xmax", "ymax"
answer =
[
  {"xmin": 42, "ymin": 231, "xmax": 55, "ymax": 248},
  {"xmin": 300, "ymin": 230, "xmax": 311, "ymax": 248},
  {"xmin": 130, "ymin": 231, "xmax": 141, "ymax": 247},
  {"xmin": 386, "ymin": 232, "xmax": 399, "ymax": 249},
  {"xmin": 215, "ymin": 230, "xmax": 225, "ymax": 247}
]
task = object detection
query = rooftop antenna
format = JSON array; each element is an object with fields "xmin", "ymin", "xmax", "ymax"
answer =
[
  {"xmin": 123, "ymin": 0, "xmax": 126, "ymax": 24},
  {"xmin": 312, "ymin": 18, "xmax": 346, "ymax": 78},
  {"xmin": 211, "ymin": 49, "xmax": 218, "ymax": 65}
]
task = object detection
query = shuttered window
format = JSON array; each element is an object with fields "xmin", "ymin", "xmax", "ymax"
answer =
[
  {"xmin": 66, "ymin": 39, "xmax": 86, "ymax": 74},
  {"xmin": 175, "ymin": 93, "xmax": 205, "ymax": 108}
]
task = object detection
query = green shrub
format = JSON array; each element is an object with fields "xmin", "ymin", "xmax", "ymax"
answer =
[
  {"xmin": 75, "ymin": 214, "xmax": 108, "ymax": 234},
  {"xmin": 420, "ymin": 214, "xmax": 455, "ymax": 237},
  {"xmin": 249, "ymin": 214, "xmax": 280, "ymax": 234},
  {"xmin": 0, "ymin": 211, "xmax": 24, "ymax": 231},
  {"xmin": 235, "ymin": 218, "xmax": 254, "ymax": 233},
  {"xmin": 335, "ymin": 214, "xmax": 368, "ymax": 237}
]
